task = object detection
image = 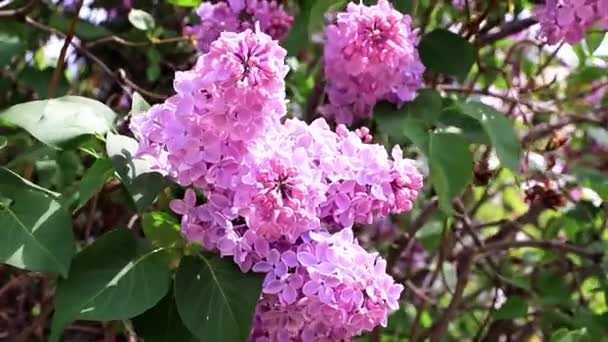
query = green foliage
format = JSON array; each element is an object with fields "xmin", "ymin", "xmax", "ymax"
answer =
[
  {"xmin": 168, "ymin": 0, "xmax": 202, "ymax": 7},
  {"xmin": 174, "ymin": 255, "xmax": 263, "ymax": 342},
  {"xmin": 129, "ymin": 9, "xmax": 157, "ymax": 31},
  {"xmin": 133, "ymin": 291, "xmax": 200, "ymax": 342},
  {"xmin": 494, "ymin": 296, "xmax": 529, "ymax": 320},
  {"xmin": 308, "ymin": 1, "xmax": 347, "ymax": 38},
  {"xmin": 76, "ymin": 158, "xmax": 114, "ymax": 209},
  {"xmin": 50, "ymin": 229, "xmax": 172, "ymax": 341},
  {"xmin": 419, "ymin": 29, "xmax": 476, "ymax": 79},
  {"xmin": 0, "ymin": 96, "xmax": 116, "ymax": 146},
  {"xmin": 455, "ymin": 101, "xmax": 522, "ymax": 172},
  {"xmin": 0, "ymin": 168, "xmax": 74, "ymax": 276},
  {"xmin": 143, "ymin": 211, "xmax": 185, "ymax": 249},
  {"xmin": 429, "ymin": 132, "xmax": 473, "ymax": 213},
  {"xmin": 106, "ymin": 132, "xmax": 167, "ymax": 213}
]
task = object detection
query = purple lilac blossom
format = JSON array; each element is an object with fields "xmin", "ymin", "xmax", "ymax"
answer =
[
  {"xmin": 322, "ymin": 0, "xmax": 425, "ymax": 125},
  {"xmin": 130, "ymin": 27, "xmax": 423, "ymax": 340},
  {"xmin": 184, "ymin": 0, "xmax": 293, "ymax": 53},
  {"xmin": 534, "ymin": 0, "xmax": 608, "ymax": 44}
]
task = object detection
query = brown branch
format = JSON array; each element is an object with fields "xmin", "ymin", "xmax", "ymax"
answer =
[
  {"xmin": 0, "ymin": 0, "xmax": 37, "ymax": 17},
  {"xmin": 427, "ymin": 249, "xmax": 475, "ymax": 341},
  {"xmin": 85, "ymin": 35, "xmax": 189, "ymax": 48},
  {"xmin": 522, "ymin": 114, "xmax": 604, "ymax": 146},
  {"xmin": 24, "ymin": 16, "xmax": 169, "ymax": 101},
  {"xmin": 477, "ymin": 18, "xmax": 538, "ymax": 45},
  {"xmin": 48, "ymin": 0, "xmax": 84, "ymax": 98}
]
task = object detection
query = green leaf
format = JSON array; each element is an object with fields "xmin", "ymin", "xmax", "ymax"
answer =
[
  {"xmin": 146, "ymin": 48, "xmax": 161, "ymax": 82},
  {"xmin": 168, "ymin": 0, "xmax": 202, "ymax": 7},
  {"xmin": 129, "ymin": 9, "xmax": 156, "ymax": 31},
  {"xmin": 0, "ymin": 96, "xmax": 116, "ymax": 146},
  {"xmin": 456, "ymin": 102, "xmax": 522, "ymax": 172},
  {"xmin": 50, "ymin": 229, "xmax": 172, "ymax": 342},
  {"xmin": 394, "ymin": 0, "xmax": 414, "ymax": 13},
  {"xmin": 174, "ymin": 255, "xmax": 263, "ymax": 342},
  {"xmin": 283, "ymin": 2, "xmax": 312, "ymax": 56},
  {"xmin": 106, "ymin": 133, "xmax": 167, "ymax": 212},
  {"xmin": 131, "ymin": 92, "xmax": 151, "ymax": 115},
  {"xmin": 585, "ymin": 31, "xmax": 605, "ymax": 55},
  {"xmin": 429, "ymin": 132, "xmax": 473, "ymax": 213},
  {"xmin": 143, "ymin": 212, "xmax": 184, "ymax": 249},
  {"xmin": 407, "ymin": 89, "xmax": 443, "ymax": 126},
  {"xmin": 575, "ymin": 167, "xmax": 608, "ymax": 201},
  {"xmin": 0, "ymin": 167, "xmax": 60, "ymax": 198},
  {"xmin": 133, "ymin": 291, "xmax": 199, "ymax": 342},
  {"xmin": 0, "ymin": 32, "xmax": 25, "ymax": 66},
  {"xmin": 375, "ymin": 103, "xmax": 430, "ymax": 154},
  {"xmin": 76, "ymin": 158, "xmax": 114, "ymax": 209},
  {"xmin": 0, "ymin": 170, "xmax": 74, "ymax": 276},
  {"xmin": 308, "ymin": 0, "xmax": 347, "ymax": 37},
  {"xmin": 493, "ymin": 296, "xmax": 528, "ymax": 320},
  {"xmin": 419, "ymin": 29, "xmax": 476, "ymax": 79}
]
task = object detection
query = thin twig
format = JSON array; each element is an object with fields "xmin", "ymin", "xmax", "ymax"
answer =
[
  {"xmin": 0, "ymin": 0, "xmax": 37, "ymax": 17},
  {"xmin": 48, "ymin": 0, "xmax": 84, "ymax": 98},
  {"xmin": 86, "ymin": 35, "xmax": 189, "ymax": 48},
  {"xmin": 477, "ymin": 18, "xmax": 538, "ymax": 45},
  {"xmin": 427, "ymin": 249, "xmax": 475, "ymax": 341}
]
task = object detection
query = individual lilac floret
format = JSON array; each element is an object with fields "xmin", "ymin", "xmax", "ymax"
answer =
[
  {"xmin": 249, "ymin": 229, "xmax": 404, "ymax": 342},
  {"xmin": 534, "ymin": 0, "xmax": 608, "ymax": 44},
  {"xmin": 184, "ymin": 0, "xmax": 293, "ymax": 52},
  {"xmin": 322, "ymin": 0, "xmax": 425, "ymax": 125}
]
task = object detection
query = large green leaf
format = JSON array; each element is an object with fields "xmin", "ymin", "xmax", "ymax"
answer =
[
  {"xmin": 106, "ymin": 132, "xmax": 167, "ymax": 212},
  {"xmin": 375, "ymin": 103, "xmax": 430, "ymax": 154},
  {"xmin": 419, "ymin": 29, "xmax": 476, "ymax": 79},
  {"xmin": 174, "ymin": 255, "xmax": 263, "ymax": 342},
  {"xmin": 0, "ymin": 96, "xmax": 116, "ymax": 146},
  {"xmin": 456, "ymin": 102, "xmax": 522, "ymax": 173},
  {"xmin": 50, "ymin": 229, "xmax": 172, "ymax": 342},
  {"xmin": 429, "ymin": 132, "xmax": 473, "ymax": 213},
  {"xmin": 133, "ymin": 291, "xmax": 200, "ymax": 342},
  {"xmin": 374, "ymin": 90, "xmax": 442, "ymax": 154},
  {"xmin": 76, "ymin": 158, "xmax": 114, "ymax": 209},
  {"xmin": 0, "ymin": 169, "xmax": 73, "ymax": 276}
]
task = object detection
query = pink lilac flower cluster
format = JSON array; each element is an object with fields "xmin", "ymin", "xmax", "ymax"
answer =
[
  {"xmin": 131, "ymin": 26, "xmax": 423, "ymax": 340},
  {"xmin": 322, "ymin": 0, "xmax": 425, "ymax": 125},
  {"xmin": 184, "ymin": 0, "xmax": 293, "ymax": 52},
  {"xmin": 534, "ymin": 0, "xmax": 608, "ymax": 44}
]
